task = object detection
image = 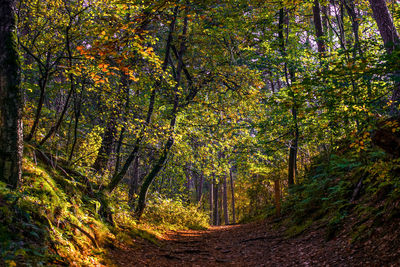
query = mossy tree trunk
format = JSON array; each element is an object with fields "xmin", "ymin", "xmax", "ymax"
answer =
[{"xmin": 0, "ymin": 0, "xmax": 23, "ymax": 189}]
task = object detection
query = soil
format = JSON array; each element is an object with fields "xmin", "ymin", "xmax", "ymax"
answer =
[{"xmin": 108, "ymin": 220, "xmax": 400, "ymax": 267}]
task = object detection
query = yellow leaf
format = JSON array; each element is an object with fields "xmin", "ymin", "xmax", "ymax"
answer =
[{"xmin": 6, "ymin": 260, "xmax": 17, "ymax": 267}]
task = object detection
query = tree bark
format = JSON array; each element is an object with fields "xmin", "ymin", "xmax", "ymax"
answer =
[
  {"xmin": 279, "ymin": 8, "xmax": 298, "ymax": 187},
  {"xmin": 218, "ymin": 186, "xmax": 223, "ymax": 225},
  {"xmin": 288, "ymin": 108, "xmax": 299, "ymax": 187},
  {"xmin": 0, "ymin": 0, "xmax": 23, "ymax": 189},
  {"xmin": 114, "ymin": 127, "xmax": 125, "ymax": 173},
  {"xmin": 92, "ymin": 116, "xmax": 117, "ymax": 173},
  {"xmin": 313, "ymin": 0, "xmax": 326, "ymax": 54},
  {"xmin": 222, "ymin": 174, "xmax": 229, "ymax": 225},
  {"xmin": 368, "ymin": 0, "xmax": 400, "ymax": 105},
  {"xmin": 342, "ymin": 0, "xmax": 363, "ymax": 58},
  {"xmin": 134, "ymin": 137, "xmax": 174, "ymax": 219},
  {"xmin": 213, "ymin": 182, "xmax": 219, "ymax": 226},
  {"xmin": 185, "ymin": 162, "xmax": 192, "ymax": 194},
  {"xmin": 68, "ymin": 83, "xmax": 84, "ymax": 163},
  {"xmin": 229, "ymin": 167, "xmax": 236, "ymax": 224},
  {"xmin": 274, "ymin": 179, "xmax": 281, "ymax": 216},
  {"xmin": 210, "ymin": 180, "xmax": 214, "ymax": 223},
  {"xmin": 128, "ymin": 155, "xmax": 139, "ymax": 205},
  {"xmin": 196, "ymin": 172, "xmax": 204, "ymax": 204},
  {"xmin": 368, "ymin": 0, "xmax": 400, "ymax": 54}
]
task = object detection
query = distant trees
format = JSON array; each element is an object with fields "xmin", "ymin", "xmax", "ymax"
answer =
[
  {"xmin": 0, "ymin": 0, "xmax": 23, "ymax": 189},
  {"xmin": 3, "ymin": 0, "xmax": 398, "ymax": 223}
]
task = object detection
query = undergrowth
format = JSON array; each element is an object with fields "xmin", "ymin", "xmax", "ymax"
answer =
[
  {"xmin": 0, "ymin": 157, "xmax": 112, "ymax": 266},
  {"xmin": 0, "ymin": 154, "xmax": 210, "ymax": 266},
  {"xmin": 276, "ymin": 147, "xmax": 400, "ymax": 240},
  {"xmin": 142, "ymin": 195, "xmax": 209, "ymax": 231}
]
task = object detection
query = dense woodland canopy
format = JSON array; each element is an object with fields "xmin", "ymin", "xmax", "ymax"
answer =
[{"xmin": 0, "ymin": 0, "xmax": 400, "ymax": 265}]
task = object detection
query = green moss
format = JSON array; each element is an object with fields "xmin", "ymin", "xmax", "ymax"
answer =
[
  {"xmin": 0, "ymin": 157, "xmax": 115, "ymax": 266},
  {"xmin": 285, "ymin": 220, "xmax": 313, "ymax": 237}
]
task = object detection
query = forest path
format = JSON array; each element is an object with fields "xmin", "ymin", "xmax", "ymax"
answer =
[{"xmin": 108, "ymin": 221, "xmax": 370, "ymax": 266}]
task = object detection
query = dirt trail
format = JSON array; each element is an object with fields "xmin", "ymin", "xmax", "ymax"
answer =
[{"xmin": 108, "ymin": 221, "xmax": 396, "ymax": 266}]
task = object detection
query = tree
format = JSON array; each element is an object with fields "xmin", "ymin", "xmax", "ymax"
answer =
[
  {"xmin": 134, "ymin": 9, "xmax": 190, "ymax": 219},
  {"xmin": 368, "ymin": 0, "xmax": 400, "ymax": 105},
  {"xmin": 368, "ymin": 0, "xmax": 400, "ymax": 54},
  {"xmin": 213, "ymin": 180, "xmax": 219, "ymax": 225},
  {"xmin": 106, "ymin": 5, "xmax": 179, "ymax": 193},
  {"xmin": 222, "ymin": 174, "xmax": 229, "ymax": 225},
  {"xmin": 229, "ymin": 166, "xmax": 236, "ymax": 224},
  {"xmin": 313, "ymin": 0, "xmax": 326, "ymax": 55},
  {"xmin": 0, "ymin": 0, "xmax": 23, "ymax": 189}
]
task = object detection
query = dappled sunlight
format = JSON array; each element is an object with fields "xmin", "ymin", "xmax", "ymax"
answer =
[{"xmin": 1, "ymin": 0, "xmax": 400, "ymax": 265}]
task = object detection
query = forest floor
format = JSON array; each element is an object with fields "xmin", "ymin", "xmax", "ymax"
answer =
[{"xmin": 107, "ymin": 219, "xmax": 400, "ymax": 267}]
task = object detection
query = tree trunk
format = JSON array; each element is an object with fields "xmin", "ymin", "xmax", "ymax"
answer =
[
  {"xmin": 92, "ymin": 116, "xmax": 117, "ymax": 173},
  {"xmin": 196, "ymin": 172, "xmax": 204, "ymax": 204},
  {"xmin": 210, "ymin": 180, "xmax": 214, "ymax": 223},
  {"xmin": 39, "ymin": 84, "xmax": 73, "ymax": 146},
  {"xmin": 279, "ymin": 9, "xmax": 298, "ymax": 187},
  {"xmin": 113, "ymin": 127, "xmax": 125, "ymax": 174},
  {"xmin": 0, "ymin": 0, "xmax": 23, "ymax": 189},
  {"xmin": 229, "ymin": 167, "xmax": 236, "ymax": 224},
  {"xmin": 128, "ymin": 155, "xmax": 139, "ymax": 205},
  {"xmin": 274, "ymin": 179, "xmax": 281, "ymax": 216},
  {"xmin": 342, "ymin": 0, "xmax": 363, "ymax": 58},
  {"xmin": 321, "ymin": 4, "xmax": 329, "ymax": 37},
  {"xmin": 25, "ymin": 69, "xmax": 49, "ymax": 142},
  {"xmin": 288, "ymin": 106, "xmax": 299, "ymax": 187},
  {"xmin": 68, "ymin": 84, "xmax": 84, "ymax": 163},
  {"xmin": 185, "ymin": 162, "xmax": 192, "ymax": 194},
  {"xmin": 313, "ymin": 0, "xmax": 325, "ymax": 54},
  {"xmin": 368, "ymin": 0, "xmax": 400, "ymax": 54},
  {"xmin": 219, "ymin": 186, "xmax": 223, "ymax": 226},
  {"xmin": 213, "ymin": 182, "xmax": 219, "ymax": 226},
  {"xmin": 39, "ymin": 24, "xmax": 75, "ymax": 147},
  {"xmin": 222, "ymin": 174, "xmax": 229, "ymax": 225},
  {"xmin": 134, "ymin": 13, "xmax": 188, "ymax": 219},
  {"xmin": 134, "ymin": 137, "xmax": 174, "ymax": 219},
  {"xmin": 368, "ymin": 0, "xmax": 400, "ymax": 105}
]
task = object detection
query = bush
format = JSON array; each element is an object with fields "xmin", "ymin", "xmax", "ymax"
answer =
[{"xmin": 143, "ymin": 196, "xmax": 209, "ymax": 230}]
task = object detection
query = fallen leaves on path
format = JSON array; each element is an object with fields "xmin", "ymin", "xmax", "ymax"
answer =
[{"xmin": 108, "ymin": 220, "xmax": 400, "ymax": 266}]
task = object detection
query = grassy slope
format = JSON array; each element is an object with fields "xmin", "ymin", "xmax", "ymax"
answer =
[
  {"xmin": 0, "ymin": 151, "xmax": 209, "ymax": 266},
  {"xmin": 0, "ymin": 156, "xmax": 113, "ymax": 266},
  {"xmin": 279, "ymin": 147, "xmax": 400, "ymax": 246}
]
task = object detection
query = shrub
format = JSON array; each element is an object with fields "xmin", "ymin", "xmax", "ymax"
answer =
[{"xmin": 143, "ymin": 196, "xmax": 209, "ymax": 230}]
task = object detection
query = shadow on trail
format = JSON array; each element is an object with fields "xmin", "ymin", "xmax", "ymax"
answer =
[{"xmin": 107, "ymin": 221, "xmax": 386, "ymax": 266}]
